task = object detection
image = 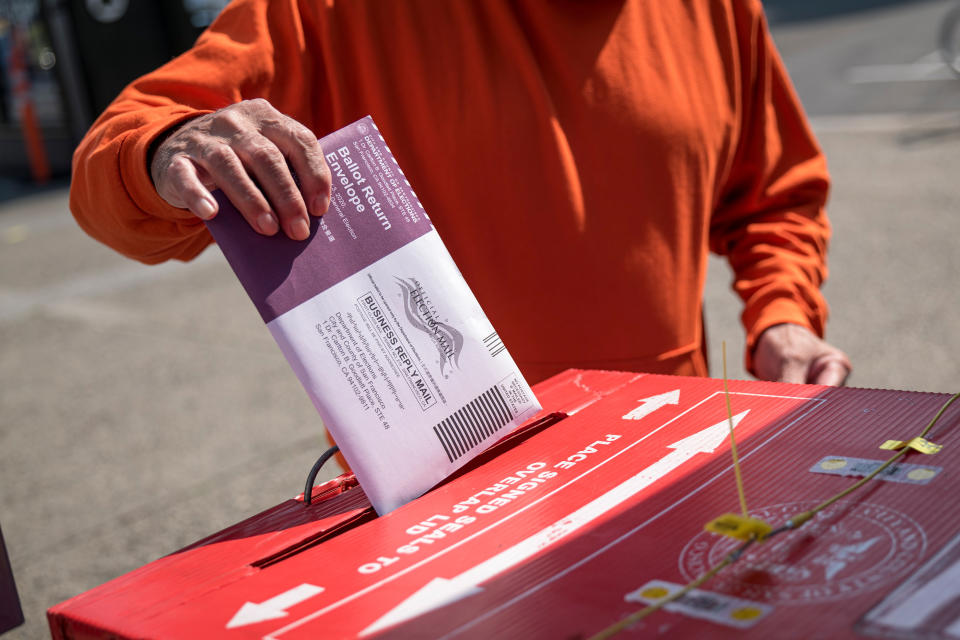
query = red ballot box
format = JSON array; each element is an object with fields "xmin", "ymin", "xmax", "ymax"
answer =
[{"xmin": 49, "ymin": 371, "xmax": 960, "ymax": 639}]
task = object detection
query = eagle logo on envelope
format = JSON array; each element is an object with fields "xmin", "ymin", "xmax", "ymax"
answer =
[{"xmin": 396, "ymin": 276, "xmax": 464, "ymax": 374}]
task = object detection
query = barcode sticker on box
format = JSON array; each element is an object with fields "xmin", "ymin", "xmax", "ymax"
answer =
[{"xmin": 625, "ymin": 580, "xmax": 772, "ymax": 628}]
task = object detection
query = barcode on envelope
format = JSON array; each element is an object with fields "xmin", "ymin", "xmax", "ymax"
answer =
[
  {"xmin": 483, "ymin": 331, "xmax": 506, "ymax": 357},
  {"xmin": 433, "ymin": 386, "xmax": 515, "ymax": 462}
]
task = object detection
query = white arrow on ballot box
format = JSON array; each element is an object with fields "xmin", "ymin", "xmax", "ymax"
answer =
[
  {"xmin": 227, "ymin": 583, "xmax": 324, "ymax": 629},
  {"xmin": 621, "ymin": 389, "xmax": 680, "ymax": 421},
  {"xmin": 362, "ymin": 410, "xmax": 749, "ymax": 636}
]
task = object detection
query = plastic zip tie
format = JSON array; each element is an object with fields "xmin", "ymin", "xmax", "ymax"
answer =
[
  {"xmin": 879, "ymin": 437, "xmax": 942, "ymax": 455},
  {"xmin": 705, "ymin": 513, "xmax": 773, "ymax": 542}
]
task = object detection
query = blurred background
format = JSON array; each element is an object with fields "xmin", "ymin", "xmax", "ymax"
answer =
[
  {"xmin": 1, "ymin": 0, "xmax": 958, "ymax": 637},
  {"xmin": 0, "ymin": 0, "xmax": 230, "ymax": 189}
]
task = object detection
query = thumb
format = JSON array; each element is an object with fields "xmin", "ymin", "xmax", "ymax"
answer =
[{"xmin": 158, "ymin": 155, "xmax": 219, "ymax": 220}]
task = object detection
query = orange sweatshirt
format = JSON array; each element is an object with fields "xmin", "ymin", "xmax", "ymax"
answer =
[{"xmin": 70, "ymin": 0, "xmax": 830, "ymax": 383}]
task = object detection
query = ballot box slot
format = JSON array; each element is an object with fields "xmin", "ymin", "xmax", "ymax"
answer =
[
  {"xmin": 253, "ymin": 412, "xmax": 572, "ymax": 570},
  {"xmin": 252, "ymin": 509, "xmax": 377, "ymax": 569},
  {"xmin": 428, "ymin": 412, "xmax": 569, "ymax": 490}
]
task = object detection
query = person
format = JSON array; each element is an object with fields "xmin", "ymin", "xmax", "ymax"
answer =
[
  {"xmin": 70, "ymin": 0, "xmax": 850, "ymax": 387},
  {"xmin": 0, "ymin": 521, "xmax": 24, "ymax": 633}
]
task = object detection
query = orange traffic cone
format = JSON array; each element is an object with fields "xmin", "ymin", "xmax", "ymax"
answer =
[{"xmin": 9, "ymin": 25, "xmax": 50, "ymax": 184}]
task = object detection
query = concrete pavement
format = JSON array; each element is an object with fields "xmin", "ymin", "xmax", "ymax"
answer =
[
  {"xmin": 2, "ymin": 2, "xmax": 959, "ymax": 638},
  {"xmin": 0, "ymin": 189, "xmax": 345, "ymax": 638}
]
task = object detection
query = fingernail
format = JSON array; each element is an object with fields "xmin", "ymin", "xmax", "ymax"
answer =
[
  {"xmin": 196, "ymin": 196, "xmax": 217, "ymax": 220},
  {"xmin": 290, "ymin": 217, "xmax": 310, "ymax": 240},
  {"xmin": 312, "ymin": 193, "xmax": 330, "ymax": 216},
  {"xmin": 257, "ymin": 212, "xmax": 278, "ymax": 235}
]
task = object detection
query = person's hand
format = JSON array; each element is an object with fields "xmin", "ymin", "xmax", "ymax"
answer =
[
  {"xmin": 150, "ymin": 98, "xmax": 331, "ymax": 240},
  {"xmin": 753, "ymin": 323, "xmax": 851, "ymax": 386}
]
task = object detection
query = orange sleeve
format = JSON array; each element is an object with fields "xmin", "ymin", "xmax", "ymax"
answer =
[
  {"xmin": 709, "ymin": 2, "xmax": 831, "ymax": 373},
  {"xmin": 69, "ymin": 0, "xmax": 322, "ymax": 264}
]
